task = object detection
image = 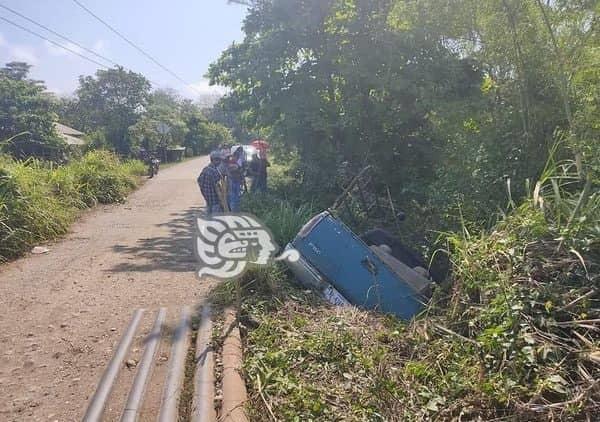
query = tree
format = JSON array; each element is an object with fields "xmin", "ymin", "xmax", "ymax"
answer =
[
  {"xmin": 210, "ymin": 0, "xmax": 477, "ymax": 199},
  {"xmin": 205, "ymin": 96, "xmax": 255, "ymax": 143},
  {"xmin": 213, "ymin": 0, "xmax": 599, "ymax": 228},
  {"xmin": 127, "ymin": 89, "xmax": 233, "ymax": 158},
  {"xmin": 0, "ymin": 62, "xmax": 64, "ymax": 159},
  {"xmin": 69, "ymin": 67, "xmax": 151, "ymax": 154},
  {"xmin": 0, "ymin": 62, "xmax": 33, "ymax": 81},
  {"xmin": 128, "ymin": 89, "xmax": 188, "ymax": 158},
  {"xmin": 182, "ymin": 100, "xmax": 233, "ymax": 154}
]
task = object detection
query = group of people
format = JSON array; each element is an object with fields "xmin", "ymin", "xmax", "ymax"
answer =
[{"xmin": 197, "ymin": 144, "xmax": 269, "ymax": 215}]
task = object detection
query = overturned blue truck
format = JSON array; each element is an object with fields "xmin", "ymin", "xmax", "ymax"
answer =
[{"xmin": 284, "ymin": 167, "xmax": 433, "ymax": 320}]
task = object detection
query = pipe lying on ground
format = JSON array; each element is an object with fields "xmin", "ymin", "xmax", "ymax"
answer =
[
  {"xmin": 221, "ymin": 307, "xmax": 249, "ymax": 422},
  {"xmin": 158, "ymin": 306, "xmax": 191, "ymax": 422},
  {"xmin": 83, "ymin": 309, "xmax": 145, "ymax": 422},
  {"xmin": 121, "ymin": 308, "xmax": 166, "ymax": 422},
  {"xmin": 192, "ymin": 305, "xmax": 216, "ymax": 422}
]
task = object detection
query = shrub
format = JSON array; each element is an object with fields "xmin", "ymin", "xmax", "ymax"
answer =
[
  {"xmin": 0, "ymin": 159, "xmax": 74, "ymax": 259},
  {"xmin": 0, "ymin": 151, "xmax": 145, "ymax": 261}
]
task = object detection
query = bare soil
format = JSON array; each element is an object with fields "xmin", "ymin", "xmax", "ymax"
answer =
[{"xmin": 0, "ymin": 156, "xmax": 217, "ymax": 421}]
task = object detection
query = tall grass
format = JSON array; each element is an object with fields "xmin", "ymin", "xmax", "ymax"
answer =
[
  {"xmin": 241, "ymin": 192, "xmax": 317, "ymax": 247},
  {"xmin": 0, "ymin": 150, "xmax": 145, "ymax": 261},
  {"xmin": 529, "ymin": 158, "xmax": 599, "ymax": 254}
]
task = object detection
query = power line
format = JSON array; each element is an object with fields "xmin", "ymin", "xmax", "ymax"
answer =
[
  {"xmin": 70, "ymin": 0, "xmax": 201, "ymax": 94},
  {"xmin": 0, "ymin": 10, "xmax": 163, "ymax": 88},
  {"xmin": 0, "ymin": 15, "xmax": 108, "ymax": 69},
  {"xmin": 0, "ymin": 2, "xmax": 117, "ymax": 67}
]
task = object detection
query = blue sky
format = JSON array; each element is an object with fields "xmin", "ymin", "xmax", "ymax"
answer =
[{"xmin": 0, "ymin": 0, "xmax": 247, "ymax": 98}]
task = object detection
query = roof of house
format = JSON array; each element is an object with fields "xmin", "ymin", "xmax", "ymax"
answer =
[{"xmin": 54, "ymin": 122, "xmax": 86, "ymax": 146}]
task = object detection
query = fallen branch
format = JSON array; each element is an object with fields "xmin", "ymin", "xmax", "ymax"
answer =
[
  {"xmin": 258, "ymin": 387, "xmax": 277, "ymax": 422},
  {"xmin": 553, "ymin": 319, "xmax": 600, "ymax": 327},
  {"xmin": 558, "ymin": 289, "xmax": 597, "ymax": 313},
  {"xmin": 527, "ymin": 380, "xmax": 599, "ymax": 412},
  {"xmin": 433, "ymin": 323, "xmax": 480, "ymax": 347}
]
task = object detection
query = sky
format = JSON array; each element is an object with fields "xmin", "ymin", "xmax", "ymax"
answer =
[{"xmin": 0, "ymin": 0, "xmax": 248, "ymax": 99}]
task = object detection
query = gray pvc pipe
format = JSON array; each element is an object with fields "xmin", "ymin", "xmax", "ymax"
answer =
[
  {"xmin": 158, "ymin": 306, "xmax": 191, "ymax": 422},
  {"xmin": 192, "ymin": 305, "xmax": 215, "ymax": 422},
  {"xmin": 121, "ymin": 308, "xmax": 166, "ymax": 422},
  {"xmin": 83, "ymin": 309, "xmax": 145, "ymax": 422}
]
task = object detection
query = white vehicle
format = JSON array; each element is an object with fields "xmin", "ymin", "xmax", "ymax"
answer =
[{"xmin": 231, "ymin": 144, "xmax": 258, "ymax": 163}]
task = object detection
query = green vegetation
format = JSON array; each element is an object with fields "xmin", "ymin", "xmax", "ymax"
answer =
[
  {"xmin": 59, "ymin": 68, "xmax": 233, "ymax": 157},
  {"xmin": 211, "ymin": 0, "xmax": 599, "ymax": 245},
  {"xmin": 214, "ymin": 155, "xmax": 599, "ymax": 420},
  {"xmin": 209, "ymin": 2, "xmax": 600, "ymax": 414},
  {"xmin": 242, "ymin": 193, "xmax": 317, "ymax": 246},
  {"xmin": 0, "ymin": 62, "xmax": 232, "ymax": 161},
  {"xmin": 0, "ymin": 150, "xmax": 145, "ymax": 261},
  {"xmin": 0, "ymin": 62, "xmax": 65, "ymax": 159}
]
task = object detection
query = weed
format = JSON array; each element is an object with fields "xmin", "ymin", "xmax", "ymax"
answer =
[
  {"xmin": 0, "ymin": 151, "xmax": 145, "ymax": 261},
  {"xmin": 220, "ymin": 158, "xmax": 599, "ymax": 420},
  {"xmin": 241, "ymin": 193, "xmax": 317, "ymax": 246}
]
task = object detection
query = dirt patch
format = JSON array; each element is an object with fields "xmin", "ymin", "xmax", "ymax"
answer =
[{"xmin": 0, "ymin": 156, "xmax": 219, "ymax": 421}]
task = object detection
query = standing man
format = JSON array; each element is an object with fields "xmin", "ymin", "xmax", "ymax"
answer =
[
  {"xmin": 250, "ymin": 151, "xmax": 269, "ymax": 193},
  {"xmin": 198, "ymin": 151, "xmax": 224, "ymax": 215},
  {"xmin": 248, "ymin": 152, "xmax": 262, "ymax": 192},
  {"xmin": 227, "ymin": 147, "xmax": 244, "ymax": 212}
]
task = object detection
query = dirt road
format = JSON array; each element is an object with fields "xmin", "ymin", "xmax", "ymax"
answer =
[{"xmin": 0, "ymin": 156, "xmax": 217, "ymax": 421}]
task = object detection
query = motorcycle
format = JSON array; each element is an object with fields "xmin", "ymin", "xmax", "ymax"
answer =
[{"xmin": 148, "ymin": 157, "xmax": 160, "ymax": 178}]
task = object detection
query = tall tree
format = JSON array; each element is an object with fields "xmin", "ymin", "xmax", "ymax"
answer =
[
  {"xmin": 0, "ymin": 62, "xmax": 63, "ymax": 158},
  {"xmin": 214, "ymin": 0, "xmax": 599, "ymax": 226},
  {"xmin": 128, "ymin": 89, "xmax": 188, "ymax": 156},
  {"xmin": 0, "ymin": 62, "xmax": 33, "ymax": 81},
  {"xmin": 211, "ymin": 0, "xmax": 478, "ymax": 198},
  {"xmin": 70, "ymin": 67, "xmax": 151, "ymax": 154}
]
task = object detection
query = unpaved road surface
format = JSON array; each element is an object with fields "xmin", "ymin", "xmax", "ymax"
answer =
[{"xmin": 0, "ymin": 156, "xmax": 217, "ymax": 421}]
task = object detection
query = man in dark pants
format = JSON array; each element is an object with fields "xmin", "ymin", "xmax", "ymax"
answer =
[
  {"xmin": 249, "ymin": 152, "xmax": 268, "ymax": 193},
  {"xmin": 197, "ymin": 151, "xmax": 224, "ymax": 215}
]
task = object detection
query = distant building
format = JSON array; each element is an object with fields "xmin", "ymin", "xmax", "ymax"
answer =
[
  {"xmin": 166, "ymin": 145, "xmax": 186, "ymax": 162},
  {"xmin": 54, "ymin": 122, "xmax": 87, "ymax": 147}
]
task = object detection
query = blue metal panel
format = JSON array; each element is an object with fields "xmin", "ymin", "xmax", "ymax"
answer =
[{"xmin": 292, "ymin": 212, "xmax": 425, "ymax": 320}]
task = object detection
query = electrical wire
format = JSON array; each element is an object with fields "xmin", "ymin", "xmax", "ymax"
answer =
[
  {"xmin": 0, "ymin": 11, "xmax": 163, "ymax": 87},
  {"xmin": 0, "ymin": 3, "xmax": 117, "ymax": 67},
  {"xmin": 70, "ymin": 0, "xmax": 201, "ymax": 94},
  {"xmin": 0, "ymin": 15, "xmax": 108, "ymax": 69}
]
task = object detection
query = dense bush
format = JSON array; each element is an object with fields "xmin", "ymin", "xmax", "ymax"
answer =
[{"xmin": 0, "ymin": 151, "xmax": 145, "ymax": 261}]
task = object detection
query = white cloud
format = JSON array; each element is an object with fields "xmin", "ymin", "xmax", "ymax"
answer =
[
  {"xmin": 92, "ymin": 39, "xmax": 108, "ymax": 54},
  {"xmin": 9, "ymin": 45, "xmax": 37, "ymax": 64},
  {"xmin": 0, "ymin": 36, "xmax": 39, "ymax": 65},
  {"xmin": 46, "ymin": 86, "xmax": 62, "ymax": 95},
  {"xmin": 185, "ymin": 79, "xmax": 228, "ymax": 97},
  {"xmin": 44, "ymin": 40, "xmax": 84, "ymax": 57}
]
